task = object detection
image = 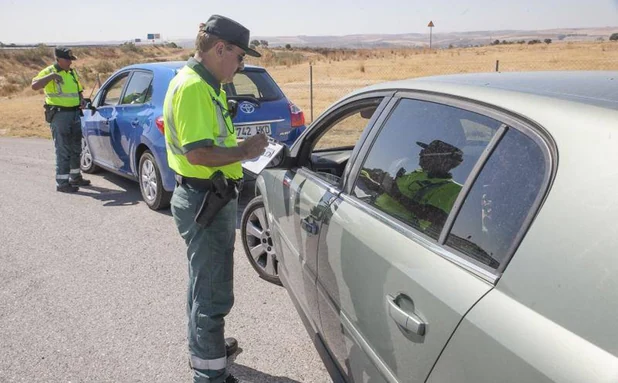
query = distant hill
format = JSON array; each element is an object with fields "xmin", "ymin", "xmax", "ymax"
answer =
[
  {"xmin": 3, "ymin": 26, "xmax": 615, "ymax": 50},
  {"xmin": 171, "ymin": 26, "xmax": 617, "ymax": 49}
]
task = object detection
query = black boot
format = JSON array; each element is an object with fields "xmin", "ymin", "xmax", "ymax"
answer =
[
  {"xmin": 70, "ymin": 176, "xmax": 91, "ymax": 186},
  {"xmin": 225, "ymin": 337, "xmax": 238, "ymax": 357},
  {"xmin": 57, "ymin": 184, "xmax": 79, "ymax": 193}
]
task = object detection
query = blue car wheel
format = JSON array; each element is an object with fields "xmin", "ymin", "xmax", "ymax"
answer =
[{"xmin": 138, "ymin": 150, "xmax": 171, "ymax": 210}]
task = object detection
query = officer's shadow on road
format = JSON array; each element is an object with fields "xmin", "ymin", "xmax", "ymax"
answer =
[{"xmin": 75, "ymin": 173, "xmax": 171, "ymax": 216}]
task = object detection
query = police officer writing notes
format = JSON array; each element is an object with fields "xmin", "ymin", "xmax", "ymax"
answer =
[
  {"xmin": 31, "ymin": 46, "xmax": 90, "ymax": 193},
  {"xmin": 163, "ymin": 15, "xmax": 267, "ymax": 383}
]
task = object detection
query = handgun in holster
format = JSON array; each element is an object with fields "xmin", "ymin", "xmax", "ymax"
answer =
[
  {"xmin": 43, "ymin": 104, "xmax": 58, "ymax": 123},
  {"xmin": 194, "ymin": 170, "xmax": 238, "ymax": 227}
]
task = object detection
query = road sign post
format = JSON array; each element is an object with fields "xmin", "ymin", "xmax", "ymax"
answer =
[{"xmin": 428, "ymin": 21, "xmax": 435, "ymax": 49}]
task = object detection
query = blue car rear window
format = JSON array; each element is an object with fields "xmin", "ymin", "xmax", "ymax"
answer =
[{"xmin": 223, "ymin": 71, "xmax": 282, "ymax": 102}]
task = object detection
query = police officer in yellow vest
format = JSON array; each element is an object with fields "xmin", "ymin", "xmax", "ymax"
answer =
[
  {"xmin": 31, "ymin": 46, "xmax": 91, "ymax": 193},
  {"xmin": 163, "ymin": 15, "xmax": 267, "ymax": 383}
]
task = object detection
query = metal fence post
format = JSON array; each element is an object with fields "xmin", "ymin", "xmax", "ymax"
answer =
[
  {"xmin": 309, "ymin": 64, "xmax": 314, "ymax": 122},
  {"xmin": 495, "ymin": 60, "xmax": 500, "ymax": 72}
]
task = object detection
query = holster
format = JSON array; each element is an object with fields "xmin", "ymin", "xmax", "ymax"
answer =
[
  {"xmin": 43, "ymin": 104, "xmax": 58, "ymax": 123},
  {"xmin": 194, "ymin": 171, "xmax": 238, "ymax": 227}
]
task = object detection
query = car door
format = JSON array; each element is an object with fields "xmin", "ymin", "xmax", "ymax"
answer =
[
  {"xmin": 315, "ymin": 94, "xmax": 511, "ymax": 382},
  {"xmin": 111, "ymin": 70, "xmax": 154, "ymax": 174},
  {"xmin": 88, "ymin": 71, "xmax": 130, "ymax": 169},
  {"xmin": 261, "ymin": 95, "xmax": 391, "ymax": 336},
  {"xmin": 426, "ymin": 125, "xmax": 559, "ymax": 382}
]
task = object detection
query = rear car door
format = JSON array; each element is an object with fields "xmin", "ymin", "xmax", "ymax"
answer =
[
  {"xmin": 427, "ymin": 125, "xmax": 560, "ymax": 382},
  {"xmin": 316, "ymin": 95, "xmax": 510, "ymax": 382},
  {"xmin": 85, "ymin": 71, "xmax": 130, "ymax": 169}
]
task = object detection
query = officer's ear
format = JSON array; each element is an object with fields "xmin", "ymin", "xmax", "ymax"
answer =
[{"xmin": 215, "ymin": 41, "xmax": 226, "ymax": 58}]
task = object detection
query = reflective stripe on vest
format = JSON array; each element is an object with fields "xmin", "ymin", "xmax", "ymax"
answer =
[
  {"xmin": 47, "ymin": 92, "xmax": 80, "ymax": 98},
  {"xmin": 210, "ymin": 95, "xmax": 233, "ymax": 147},
  {"xmin": 164, "ymin": 80, "xmax": 185, "ymax": 155}
]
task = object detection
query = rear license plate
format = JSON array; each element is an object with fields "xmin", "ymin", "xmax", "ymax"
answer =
[{"xmin": 235, "ymin": 124, "xmax": 271, "ymax": 138}]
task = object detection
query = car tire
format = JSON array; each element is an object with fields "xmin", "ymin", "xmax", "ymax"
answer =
[
  {"xmin": 138, "ymin": 150, "xmax": 171, "ymax": 210},
  {"xmin": 80, "ymin": 137, "xmax": 100, "ymax": 174},
  {"xmin": 241, "ymin": 196, "xmax": 282, "ymax": 286}
]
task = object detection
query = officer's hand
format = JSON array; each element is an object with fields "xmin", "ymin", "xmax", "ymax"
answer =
[
  {"xmin": 49, "ymin": 73, "xmax": 63, "ymax": 84},
  {"xmin": 241, "ymin": 133, "xmax": 268, "ymax": 159}
]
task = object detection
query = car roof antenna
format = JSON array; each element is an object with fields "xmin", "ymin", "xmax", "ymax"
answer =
[{"xmin": 88, "ymin": 73, "xmax": 102, "ymax": 100}]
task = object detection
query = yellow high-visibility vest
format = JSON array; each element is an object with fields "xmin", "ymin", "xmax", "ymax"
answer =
[
  {"xmin": 163, "ymin": 61, "xmax": 242, "ymax": 180},
  {"xmin": 32, "ymin": 64, "xmax": 83, "ymax": 107}
]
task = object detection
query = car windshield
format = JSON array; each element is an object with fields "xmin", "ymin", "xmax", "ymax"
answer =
[{"xmin": 223, "ymin": 70, "xmax": 282, "ymax": 102}]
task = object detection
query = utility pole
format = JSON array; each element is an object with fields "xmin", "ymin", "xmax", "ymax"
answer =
[{"xmin": 428, "ymin": 21, "xmax": 435, "ymax": 49}]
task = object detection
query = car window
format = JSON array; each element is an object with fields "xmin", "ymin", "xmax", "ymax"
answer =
[
  {"xmin": 314, "ymin": 106, "xmax": 377, "ymax": 151},
  {"xmin": 223, "ymin": 71, "xmax": 281, "ymax": 101},
  {"xmin": 302, "ymin": 98, "xmax": 383, "ymax": 186},
  {"xmin": 445, "ymin": 128, "xmax": 546, "ymax": 271},
  {"xmin": 352, "ymin": 98, "xmax": 502, "ymax": 240},
  {"xmin": 121, "ymin": 71, "xmax": 153, "ymax": 105},
  {"xmin": 100, "ymin": 73, "xmax": 130, "ymax": 106}
]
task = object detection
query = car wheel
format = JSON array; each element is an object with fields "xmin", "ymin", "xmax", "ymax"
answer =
[
  {"xmin": 138, "ymin": 150, "xmax": 171, "ymax": 210},
  {"xmin": 241, "ymin": 196, "xmax": 282, "ymax": 286},
  {"xmin": 80, "ymin": 137, "xmax": 100, "ymax": 174}
]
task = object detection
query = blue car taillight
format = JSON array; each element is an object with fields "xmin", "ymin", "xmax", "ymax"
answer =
[
  {"xmin": 289, "ymin": 102, "xmax": 305, "ymax": 128},
  {"xmin": 155, "ymin": 116, "xmax": 165, "ymax": 135}
]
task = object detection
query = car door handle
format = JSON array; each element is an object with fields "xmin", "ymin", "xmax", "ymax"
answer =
[
  {"xmin": 386, "ymin": 295, "xmax": 426, "ymax": 336},
  {"xmin": 300, "ymin": 217, "xmax": 319, "ymax": 235}
]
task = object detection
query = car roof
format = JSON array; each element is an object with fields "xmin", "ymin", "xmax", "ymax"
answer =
[
  {"xmin": 122, "ymin": 61, "xmax": 266, "ymax": 73},
  {"xmin": 355, "ymin": 71, "xmax": 618, "ymax": 111}
]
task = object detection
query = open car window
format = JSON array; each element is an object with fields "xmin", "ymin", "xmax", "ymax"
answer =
[{"xmin": 300, "ymin": 98, "xmax": 384, "ymax": 186}]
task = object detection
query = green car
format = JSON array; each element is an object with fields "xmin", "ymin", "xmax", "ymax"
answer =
[{"xmin": 241, "ymin": 71, "xmax": 618, "ymax": 383}]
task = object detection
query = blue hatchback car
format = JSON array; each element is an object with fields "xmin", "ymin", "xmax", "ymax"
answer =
[{"xmin": 80, "ymin": 61, "xmax": 306, "ymax": 210}]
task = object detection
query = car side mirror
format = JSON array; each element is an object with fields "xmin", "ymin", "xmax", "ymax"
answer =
[
  {"xmin": 360, "ymin": 107, "xmax": 377, "ymax": 119},
  {"xmin": 83, "ymin": 98, "xmax": 96, "ymax": 113}
]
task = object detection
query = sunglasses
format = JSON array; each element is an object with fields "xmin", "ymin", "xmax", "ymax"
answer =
[{"xmin": 225, "ymin": 44, "xmax": 245, "ymax": 64}]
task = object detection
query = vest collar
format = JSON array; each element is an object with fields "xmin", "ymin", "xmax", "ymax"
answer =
[
  {"xmin": 54, "ymin": 63, "xmax": 71, "ymax": 73},
  {"xmin": 187, "ymin": 58, "xmax": 221, "ymax": 96}
]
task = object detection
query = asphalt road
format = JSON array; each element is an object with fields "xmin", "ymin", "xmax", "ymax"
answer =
[{"xmin": 0, "ymin": 137, "xmax": 331, "ymax": 383}]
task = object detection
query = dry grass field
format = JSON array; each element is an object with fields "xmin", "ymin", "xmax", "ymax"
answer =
[{"xmin": 0, "ymin": 42, "xmax": 617, "ymax": 138}]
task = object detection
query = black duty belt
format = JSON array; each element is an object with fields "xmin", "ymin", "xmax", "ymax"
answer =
[
  {"xmin": 45, "ymin": 104, "xmax": 80, "ymax": 111},
  {"xmin": 175, "ymin": 174, "xmax": 242, "ymax": 191}
]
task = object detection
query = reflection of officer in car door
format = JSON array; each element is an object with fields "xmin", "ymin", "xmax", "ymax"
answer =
[{"xmin": 364, "ymin": 140, "xmax": 463, "ymax": 237}]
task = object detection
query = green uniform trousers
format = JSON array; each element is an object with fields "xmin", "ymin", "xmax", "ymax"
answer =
[
  {"xmin": 50, "ymin": 110, "xmax": 83, "ymax": 186},
  {"xmin": 171, "ymin": 184, "xmax": 237, "ymax": 383}
]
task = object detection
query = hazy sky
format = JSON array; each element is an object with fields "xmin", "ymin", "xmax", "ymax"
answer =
[{"xmin": 1, "ymin": 0, "xmax": 617, "ymax": 44}]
